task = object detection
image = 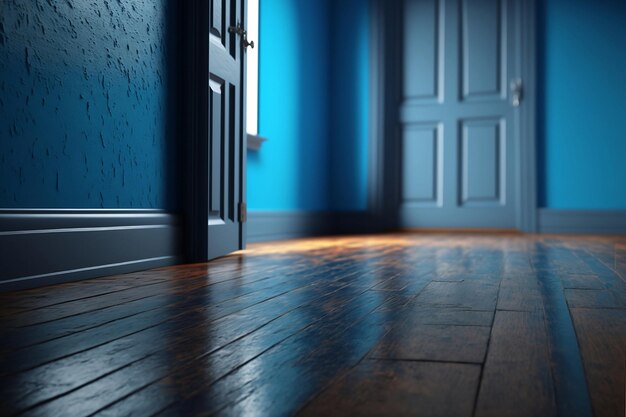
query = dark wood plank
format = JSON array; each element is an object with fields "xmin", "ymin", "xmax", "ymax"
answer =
[
  {"xmin": 0, "ymin": 280, "xmax": 302, "ymax": 374},
  {"xmin": 2, "ymin": 244, "xmax": 418, "ymax": 415},
  {"xmin": 616, "ymin": 242, "xmax": 626, "ymax": 279},
  {"xmin": 369, "ymin": 323, "xmax": 490, "ymax": 363},
  {"xmin": 16, "ymin": 285, "xmax": 386, "ymax": 416},
  {"xmin": 414, "ymin": 281, "xmax": 500, "ymax": 311},
  {"xmin": 570, "ymin": 307, "xmax": 626, "ymax": 417},
  {"xmin": 536, "ymin": 270, "xmax": 595, "ymax": 417},
  {"xmin": 0, "ymin": 234, "xmax": 623, "ymax": 417},
  {"xmin": 0, "ymin": 271, "xmax": 171, "ymax": 312},
  {"xmin": 0, "ymin": 266, "xmax": 332, "ymax": 350},
  {"xmin": 564, "ymin": 289, "xmax": 622, "ymax": 309},
  {"xmin": 296, "ymin": 361, "xmax": 481, "ymax": 417},
  {"xmin": 1, "ymin": 281, "xmax": 369, "ymax": 414},
  {"xmin": 560, "ymin": 274, "xmax": 606, "ymax": 290},
  {"xmin": 497, "ymin": 283, "xmax": 544, "ymax": 312},
  {"xmin": 575, "ymin": 250, "xmax": 626, "ymax": 291},
  {"xmin": 475, "ymin": 310, "xmax": 557, "ymax": 417},
  {"xmin": 435, "ymin": 273, "xmax": 503, "ymax": 286},
  {"xmin": 396, "ymin": 305, "xmax": 494, "ymax": 326},
  {"xmin": 369, "ymin": 269, "xmax": 434, "ymax": 296},
  {"xmin": 95, "ymin": 293, "xmax": 408, "ymax": 417},
  {"xmin": 0, "ymin": 261, "xmax": 317, "ymax": 329},
  {"xmin": 1, "ymin": 256, "xmax": 396, "ymax": 374},
  {"xmin": 500, "ymin": 272, "xmax": 541, "ymax": 288},
  {"xmin": 531, "ymin": 244, "xmax": 594, "ymax": 274}
]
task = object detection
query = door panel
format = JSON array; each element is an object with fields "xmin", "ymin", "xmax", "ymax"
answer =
[
  {"xmin": 207, "ymin": 0, "xmax": 244, "ymax": 260},
  {"xmin": 461, "ymin": 0, "xmax": 505, "ymax": 99},
  {"xmin": 210, "ymin": 0, "xmax": 224, "ymax": 39},
  {"xmin": 399, "ymin": 0, "xmax": 519, "ymax": 229},
  {"xmin": 209, "ymin": 77, "xmax": 224, "ymax": 218},
  {"xmin": 460, "ymin": 118, "xmax": 504, "ymax": 205},
  {"xmin": 402, "ymin": 124, "xmax": 443, "ymax": 206},
  {"xmin": 403, "ymin": 0, "xmax": 442, "ymax": 101}
]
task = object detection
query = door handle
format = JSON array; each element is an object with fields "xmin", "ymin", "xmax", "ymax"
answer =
[
  {"xmin": 228, "ymin": 24, "xmax": 255, "ymax": 50},
  {"xmin": 510, "ymin": 79, "xmax": 523, "ymax": 107}
]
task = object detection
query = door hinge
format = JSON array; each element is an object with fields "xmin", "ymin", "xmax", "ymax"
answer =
[
  {"xmin": 239, "ymin": 202, "xmax": 247, "ymax": 223},
  {"xmin": 228, "ymin": 24, "xmax": 255, "ymax": 50}
]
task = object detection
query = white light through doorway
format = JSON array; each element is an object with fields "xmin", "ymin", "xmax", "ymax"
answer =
[{"xmin": 246, "ymin": 0, "xmax": 259, "ymax": 136}]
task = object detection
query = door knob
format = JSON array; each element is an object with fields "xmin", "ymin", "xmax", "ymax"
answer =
[
  {"xmin": 510, "ymin": 79, "xmax": 523, "ymax": 107},
  {"xmin": 228, "ymin": 24, "xmax": 255, "ymax": 50}
]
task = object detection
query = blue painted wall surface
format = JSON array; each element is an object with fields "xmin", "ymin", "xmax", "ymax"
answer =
[
  {"xmin": 330, "ymin": 0, "xmax": 370, "ymax": 211},
  {"xmin": 248, "ymin": 0, "xmax": 369, "ymax": 212},
  {"xmin": 248, "ymin": 0, "xmax": 331, "ymax": 211},
  {"xmin": 0, "ymin": 1, "xmax": 178, "ymax": 209},
  {"xmin": 251, "ymin": 0, "xmax": 626, "ymax": 213},
  {"xmin": 539, "ymin": 0, "xmax": 626, "ymax": 209}
]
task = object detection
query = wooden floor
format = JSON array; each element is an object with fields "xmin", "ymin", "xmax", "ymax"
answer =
[{"xmin": 0, "ymin": 234, "xmax": 625, "ymax": 417}]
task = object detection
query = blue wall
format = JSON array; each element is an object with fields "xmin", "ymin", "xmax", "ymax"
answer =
[
  {"xmin": 248, "ymin": 0, "xmax": 331, "ymax": 211},
  {"xmin": 4, "ymin": 0, "xmax": 623, "ymax": 214},
  {"xmin": 251, "ymin": 0, "xmax": 626, "ymax": 213},
  {"xmin": 330, "ymin": 0, "xmax": 370, "ymax": 211},
  {"xmin": 1, "ymin": 0, "xmax": 369, "ymax": 213},
  {"xmin": 0, "ymin": 1, "xmax": 178, "ymax": 209},
  {"xmin": 248, "ymin": 0, "xmax": 370, "ymax": 212},
  {"xmin": 539, "ymin": 0, "xmax": 626, "ymax": 209}
]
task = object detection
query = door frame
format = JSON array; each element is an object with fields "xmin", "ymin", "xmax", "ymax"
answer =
[
  {"xmin": 182, "ymin": 1, "xmax": 248, "ymax": 263},
  {"xmin": 368, "ymin": 0, "xmax": 538, "ymax": 232}
]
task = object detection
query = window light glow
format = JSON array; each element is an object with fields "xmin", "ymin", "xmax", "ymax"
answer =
[{"xmin": 246, "ymin": 0, "xmax": 259, "ymax": 135}]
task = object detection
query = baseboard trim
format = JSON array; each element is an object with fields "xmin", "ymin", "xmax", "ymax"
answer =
[
  {"xmin": 247, "ymin": 211, "xmax": 335, "ymax": 243},
  {"xmin": 0, "ymin": 209, "xmax": 181, "ymax": 292},
  {"xmin": 13, "ymin": 208, "xmax": 622, "ymax": 291},
  {"xmin": 538, "ymin": 209, "xmax": 626, "ymax": 235},
  {"xmin": 333, "ymin": 211, "xmax": 382, "ymax": 235},
  {"xmin": 246, "ymin": 210, "xmax": 377, "ymax": 243}
]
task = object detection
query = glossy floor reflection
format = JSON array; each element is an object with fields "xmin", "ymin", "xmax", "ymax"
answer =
[{"xmin": 0, "ymin": 234, "xmax": 625, "ymax": 417}]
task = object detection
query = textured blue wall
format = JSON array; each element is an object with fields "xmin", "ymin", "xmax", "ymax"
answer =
[
  {"xmin": 539, "ymin": 0, "xmax": 626, "ymax": 209},
  {"xmin": 7, "ymin": 0, "xmax": 623, "ymax": 214},
  {"xmin": 0, "ymin": 1, "xmax": 178, "ymax": 209},
  {"xmin": 248, "ymin": 0, "xmax": 331, "ymax": 211},
  {"xmin": 248, "ymin": 0, "xmax": 370, "ymax": 212}
]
